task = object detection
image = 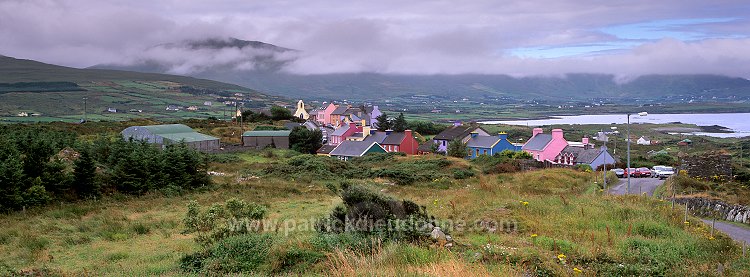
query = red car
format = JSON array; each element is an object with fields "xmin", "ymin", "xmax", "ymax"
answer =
[
  {"xmin": 624, "ymin": 168, "xmax": 637, "ymax": 177},
  {"xmin": 637, "ymin": 168, "xmax": 652, "ymax": 178}
]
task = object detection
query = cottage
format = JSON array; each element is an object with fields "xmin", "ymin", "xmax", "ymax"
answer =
[
  {"xmin": 242, "ymin": 130, "xmax": 291, "ymax": 149},
  {"xmin": 431, "ymin": 122, "xmax": 490, "ymax": 153},
  {"xmin": 121, "ymin": 124, "xmax": 220, "ymax": 152},
  {"xmin": 328, "ymin": 122, "xmax": 362, "ymax": 145},
  {"xmin": 637, "ymin": 136, "xmax": 651, "ymax": 145},
  {"xmin": 555, "ymin": 145, "xmax": 616, "ymax": 169},
  {"xmin": 330, "ymin": 106, "xmax": 350, "ymax": 127},
  {"xmin": 187, "ymin": 106, "xmax": 199, "ymax": 111},
  {"xmin": 466, "ymin": 132, "xmax": 521, "ymax": 159},
  {"xmin": 522, "ymin": 128, "xmax": 569, "ymax": 162},
  {"xmin": 315, "ymin": 103, "xmax": 338, "ymax": 125},
  {"xmin": 594, "ymin": 131, "xmax": 609, "ymax": 142},
  {"xmin": 329, "ymin": 140, "xmax": 386, "ymax": 161},
  {"xmin": 363, "ymin": 130, "xmax": 419, "ymax": 155}
]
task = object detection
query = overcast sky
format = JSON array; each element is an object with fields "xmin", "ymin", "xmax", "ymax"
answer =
[{"xmin": 1, "ymin": 0, "xmax": 749, "ymax": 79}]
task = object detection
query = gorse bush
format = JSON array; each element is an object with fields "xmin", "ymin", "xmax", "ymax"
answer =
[
  {"xmin": 183, "ymin": 198, "xmax": 267, "ymax": 247},
  {"xmin": 316, "ymin": 183, "xmax": 441, "ymax": 243}
]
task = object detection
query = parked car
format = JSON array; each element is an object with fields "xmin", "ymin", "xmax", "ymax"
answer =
[
  {"xmin": 624, "ymin": 168, "xmax": 637, "ymax": 177},
  {"xmin": 637, "ymin": 167, "xmax": 652, "ymax": 178},
  {"xmin": 652, "ymin": 166, "xmax": 675, "ymax": 179},
  {"xmin": 610, "ymin": 168, "xmax": 625, "ymax": 178}
]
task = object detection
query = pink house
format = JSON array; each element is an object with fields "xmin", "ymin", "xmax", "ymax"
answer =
[
  {"xmin": 522, "ymin": 128, "xmax": 569, "ymax": 162},
  {"xmin": 317, "ymin": 103, "xmax": 338, "ymax": 125},
  {"xmin": 328, "ymin": 122, "xmax": 362, "ymax": 145}
]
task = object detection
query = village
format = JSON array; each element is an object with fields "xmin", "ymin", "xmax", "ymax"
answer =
[{"xmin": 118, "ymin": 99, "xmax": 632, "ymax": 171}]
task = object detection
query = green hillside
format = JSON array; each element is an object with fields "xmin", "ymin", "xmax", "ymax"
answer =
[{"xmin": 0, "ymin": 56, "xmax": 286, "ymax": 122}]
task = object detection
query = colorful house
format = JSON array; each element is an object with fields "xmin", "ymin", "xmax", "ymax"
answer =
[
  {"xmin": 522, "ymin": 128, "xmax": 569, "ymax": 162},
  {"xmin": 555, "ymin": 145, "xmax": 616, "ymax": 170},
  {"xmin": 314, "ymin": 102, "xmax": 338, "ymax": 125},
  {"xmin": 364, "ymin": 130, "xmax": 419, "ymax": 155},
  {"xmin": 330, "ymin": 106, "xmax": 350, "ymax": 127},
  {"xmin": 329, "ymin": 141, "xmax": 387, "ymax": 161},
  {"xmin": 328, "ymin": 122, "xmax": 362, "ymax": 145},
  {"xmin": 431, "ymin": 122, "xmax": 490, "ymax": 153},
  {"xmin": 466, "ymin": 132, "xmax": 521, "ymax": 159}
]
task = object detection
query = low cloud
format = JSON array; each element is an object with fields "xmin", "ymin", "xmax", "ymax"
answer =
[{"xmin": 1, "ymin": 0, "xmax": 749, "ymax": 80}]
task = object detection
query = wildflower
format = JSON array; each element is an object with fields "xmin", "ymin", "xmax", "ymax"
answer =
[
  {"xmin": 557, "ymin": 253, "xmax": 566, "ymax": 260},
  {"xmin": 433, "ymin": 199, "xmax": 439, "ymax": 205},
  {"xmin": 531, "ymin": 234, "xmax": 538, "ymax": 238},
  {"xmin": 684, "ymin": 221, "xmax": 690, "ymax": 225},
  {"xmin": 573, "ymin": 267, "xmax": 582, "ymax": 274},
  {"xmin": 522, "ymin": 201, "xmax": 529, "ymax": 206},
  {"xmin": 709, "ymin": 236, "xmax": 715, "ymax": 240}
]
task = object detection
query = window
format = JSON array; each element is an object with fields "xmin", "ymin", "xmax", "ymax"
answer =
[
  {"xmin": 467, "ymin": 149, "xmax": 472, "ymax": 156},
  {"xmin": 483, "ymin": 149, "xmax": 487, "ymax": 155},
  {"xmin": 442, "ymin": 141, "xmax": 446, "ymax": 146},
  {"xmin": 475, "ymin": 149, "xmax": 479, "ymax": 156}
]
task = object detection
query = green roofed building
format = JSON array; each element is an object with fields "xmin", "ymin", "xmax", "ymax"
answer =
[
  {"xmin": 242, "ymin": 130, "xmax": 291, "ymax": 149},
  {"xmin": 121, "ymin": 124, "xmax": 220, "ymax": 152}
]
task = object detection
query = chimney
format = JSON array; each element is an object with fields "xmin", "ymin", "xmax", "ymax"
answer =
[
  {"xmin": 362, "ymin": 121, "xmax": 371, "ymax": 138},
  {"xmin": 361, "ymin": 119, "xmax": 366, "ymax": 127},
  {"xmin": 498, "ymin": 132, "xmax": 508, "ymax": 140},
  {"xmin": 453, "ymin": 121, "xmax": 462, "ymax": 127},
  {"xmin": 532, "ymin": 128, "xmax": 543, "ymax": 137},
  {"xmin": 551, "ymin": 129, "xmax": 564, "ymax": 140},
  {"xmin": 582, "ymin": 137, "xmax": 589, "ymax": 145},
  {"xmin": 386, "ymin": 129, "xmax": 393, "ymax": 135},
  {"xmin": 470, "ymin": 131, "xmax": 478, "ymax": 139}
]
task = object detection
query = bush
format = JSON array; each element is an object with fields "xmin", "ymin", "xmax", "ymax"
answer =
[
  {"xmin": 316, "ymin": 184, "xmax": 439, "ymax": 243},
  {"xmin": 205, "ymin": 233, "xmax": 275, "ymax": 273},
  {"xmin": 182, "ymin": 198, "xmax": 267, "ymax": 247},
  {"xmin": 453, "ymin": 168, "xmax": 475, "ymax": 179}
]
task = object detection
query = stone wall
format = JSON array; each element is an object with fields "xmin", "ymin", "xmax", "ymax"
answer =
[{"xmin": 672, "ymin": 197, "xmax": 750, "ymax": 225}]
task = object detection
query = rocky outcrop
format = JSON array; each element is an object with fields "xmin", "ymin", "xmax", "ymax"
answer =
[
  {"xmin": 680, "ymin": 152, "xmax": 732, "ymax": 180},
  {"xmin": 672, "ymin": 197, "xmax": 750, "ymax": 225}
]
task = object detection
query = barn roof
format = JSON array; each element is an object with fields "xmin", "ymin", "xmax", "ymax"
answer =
[
  {"xmin": 242, "ymin": 130, "xmax": 291, "ymax": 137},
  {"xmin": 125, "ymin": 124, "xmax": 218, "ymax": 143}
]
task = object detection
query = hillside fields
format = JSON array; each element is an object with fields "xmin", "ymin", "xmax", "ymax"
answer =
[{"xmin": 0, "ymin": 56, "xmax": 287, "ymax": 122}]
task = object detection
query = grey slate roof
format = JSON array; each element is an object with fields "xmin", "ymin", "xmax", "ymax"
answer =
[
  {"xmin": 382, "ymin": 132, "xmax": 406, "ymax": 145},
  {"xmin": 417, "ymin": 141, "xmax": 436, "ymax": 152},
  {"xmin": 330, "ymin": 124, "xmax": 350, "ymax": 136},
  {"xmin": 466, "ymin": 136, "xmax": 501, "ymax": 148},
  {"xmin": 363, "ymin": 132, "xmax": 388, "ymax": 144},
  {"xmin": 284, "ymin": 122, "xmax": 302, "ymax": 130},
  {"xmin": 522, "ymin": 134, "xmax": 553, "ymax": 151},
  {"xmin": 330, "ymin": 141, "xmax": 381, "ymax": 157},
  {"xmin": 331, "ymin": 106, "xmax": 349, "ymax": 115},
  {"xmin": 433, "ymin": 125, "xmax": 486, "ymax": 141},
  {"xmin": 316, "ymin": 144, "xmax": 337, "ymax": 155},
  {"xmin": 559, "ymin": 146, "xmax": 601, "ymax": 164}
]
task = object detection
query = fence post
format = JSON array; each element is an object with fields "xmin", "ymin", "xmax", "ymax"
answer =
[
  {"xmin": 711, "ymin": 216, "xmax": 715, "ymax": 238},
  {"xmin": 684, "ymin": 203, "xmax": 689, "ymax": 223},
  {"xmin": 743, "ymin": 241, "xmax": 746, "ymax": 257}
]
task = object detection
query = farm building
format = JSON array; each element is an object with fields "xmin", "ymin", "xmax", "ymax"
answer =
[
  {"xmin": 121, "ymin": 124, "xmax": 220, "ymax": 152},
  {"xmin": 242, "ymin": 130, "xmax": 291, "ymax": 149}
]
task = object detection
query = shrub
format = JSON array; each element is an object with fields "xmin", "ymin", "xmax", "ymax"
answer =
[
  {"xmin": 182, "ymin": 198, "xmax": 267, "ymax": 247},
  {"xmin": 316, "ymin": 184, "xmax": 439, "ymax": 243},
  {"xmin": 453, "ymin": 169, "xmax": 475, "ymax": 179},
  {"xmin": 205, "ymin": 233, "xmax": 275, "ymax": 273}
]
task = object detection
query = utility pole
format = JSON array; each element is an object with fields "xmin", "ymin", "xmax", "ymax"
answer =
[
  {"xmin": 627, "ymin": 113, "xmax": 631, "ymax": 194},
  {"xmin": 83, "ymin": 97, "xmax": 88, "ymax": 123},
  {"xmin": 603, "ymin": 138, "xmax": 607, "ymax": 191}
]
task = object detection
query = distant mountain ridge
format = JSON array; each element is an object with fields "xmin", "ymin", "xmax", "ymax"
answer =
[{"xmin": 86, "ymin": 38, "xmax": 750, "ymax": 101}]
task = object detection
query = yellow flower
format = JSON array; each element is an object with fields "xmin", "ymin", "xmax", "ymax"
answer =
[
  {"xmin": 573, "ymin": 267, "xmax": 582, "ymax": 274},
  {"xmin": 684, "ymin": 221, "xmax": 690, "ymax": 225},
  {"xmin": 522, "ymin": 201, "xmax": 529, "ymax": 206},
  {"xmin": 531, "ymin": 234, "xmax": 538, "ymax": 238},
  {"xmin": 557, "ymin": 254, "xmax": 566, "ymax": 260},
  {"xmin": 709, "ymin": 236, "xmax": 715, "ymax": 240}
]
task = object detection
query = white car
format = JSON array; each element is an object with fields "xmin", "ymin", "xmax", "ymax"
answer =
[{"xmin": 652, "ymin": 166, "xmax": 675, "ymax": 179}]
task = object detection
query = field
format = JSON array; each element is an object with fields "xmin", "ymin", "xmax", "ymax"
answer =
[{"xmin": 1, "ymin": 149, "xmax": 748, "ymax": 276}]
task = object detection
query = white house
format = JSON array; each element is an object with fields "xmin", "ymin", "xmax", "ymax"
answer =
[{"xmin": 637, "ymin": 136, "xmax": 651, "ymax": 145}]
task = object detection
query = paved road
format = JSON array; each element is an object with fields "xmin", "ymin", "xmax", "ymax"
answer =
[
  {"xmin": 701, "ymin": 219, "xmax": 750, "ymax": 245},
  {"xmin": 608, "ymin": 177, "xmax": 750, "ymax": 245},
  {"xmin": 608, "ymin": 177, "xmax": 664, "ymax": 196}
]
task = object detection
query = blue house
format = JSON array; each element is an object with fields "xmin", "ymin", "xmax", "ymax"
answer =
[{"xmin": 466, "ymin": 132, "xmax": 521, "ymax": 159}]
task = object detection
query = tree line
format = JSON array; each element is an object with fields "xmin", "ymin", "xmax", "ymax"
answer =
[{"xmin": 0, "ymin": 126, "xmax": 210, "ymax": 213}]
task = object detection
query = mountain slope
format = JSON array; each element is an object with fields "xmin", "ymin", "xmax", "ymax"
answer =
[{"xmin": 0, "ymin": 55, "xmax": 285, "ymax": 121}]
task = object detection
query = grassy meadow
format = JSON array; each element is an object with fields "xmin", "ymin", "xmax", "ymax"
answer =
[{"xmin": 1, "ymin": 149, "xmax": 748, "ymax": 276}]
